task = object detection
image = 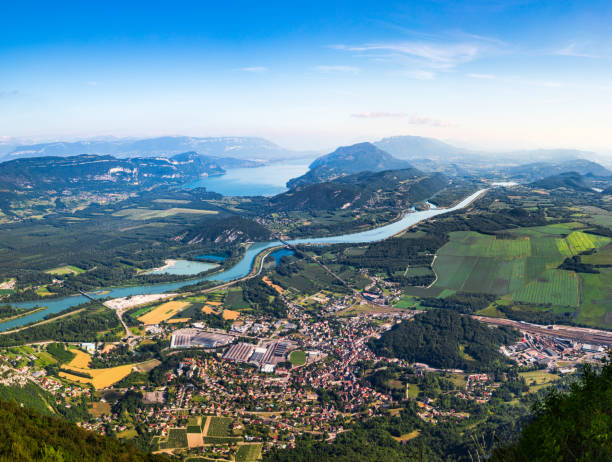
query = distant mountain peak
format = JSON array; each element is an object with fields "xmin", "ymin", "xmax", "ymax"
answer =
[{"xmin": 288, "ymin": 142, "xmax": 411, "ymax": 188}]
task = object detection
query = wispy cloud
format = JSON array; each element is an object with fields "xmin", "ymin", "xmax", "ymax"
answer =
[
  {"xmin": 555, "ymin": 42, "xmax": 599, "ymax": 58},
  {"xmin": 315, "ymin": 65, "xmax": 360, "ymax": 74},
  {"xmin": 351, "ymin": 112, "xmax": 452, "ymax": 127},
  {"xmin": 239, "ymin": 66, "xmax": 268, "ymax": 73},
  {"xmin": 409, "ymin": 115, "xmax": 453, "ymax": 127},
  {"xmin": 333, "ymin": 41, "xmax": 486, "ymax": 69}
]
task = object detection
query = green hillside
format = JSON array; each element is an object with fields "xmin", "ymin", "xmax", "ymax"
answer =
[{"xmin": 0, "ymin": 399, "xmax": 170, "ymax": 462}]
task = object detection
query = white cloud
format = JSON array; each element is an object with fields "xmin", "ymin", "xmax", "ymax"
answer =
[
  {"xmin": 555, "ymin": 43, "xmax": 599, "ymax": 58},
  {"xmin": 315, "ymin": 65, "xmax": 360, "ymax": 74},
  {"xmin": 336, "ymin": 41, "xmax": 484, "ymax": 69},
  {"xmin": 409, "ymin": 115, "xmax": 453, "ymax": 127},
  {"xmin": 239, "ymin": 66, "xmax": 268, "ymax": 73}
]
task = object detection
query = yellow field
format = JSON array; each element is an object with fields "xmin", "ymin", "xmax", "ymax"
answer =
[
  {"xmin": 201, "ymin": 305, "xmax": 215, "ymax": 314},
  {"xmin": 207, "ymin": 301, "xmax": 222, "ymax": 306},
  {"xmin": 222, "ymin": 309, "xmax": 240, "ymax": 320},
  {"xmin": 59, "ymin": 349, "xmax": 135, "ymax": 389},
  {"xmin": 167, "ymin": 317, "xmax": 191, "ymax": 323},
  {"xmin": 69, "ymin": 349, "xmax": 92, "ymax": 368},
  {"xmin": 137, "ymin": 301, "xmax": 190, "ymax": 324}
]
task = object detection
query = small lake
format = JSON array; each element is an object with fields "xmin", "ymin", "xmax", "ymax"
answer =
[
  {"xmin": 269, "ymin": 248, "xmax": 296, "ymax": 264},
  {"xmin": 145, "ymin": 259, "xmax": 217, "ymax": 276},
  {"xmin": 184, "ymin": 161, "xmax": 310, "ymax": 196},
  {"xmin": 2, "ymin": 189, "xmax": 485, "ymax": 331}
]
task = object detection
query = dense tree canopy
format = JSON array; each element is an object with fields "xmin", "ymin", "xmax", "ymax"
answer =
[
  {"xmin": 368, "ymin": 310, "xmax": 519, "ymax": 371},
  {"xmin": 492, "ymin": 361, "xmax": 612, "ymax": 462},
  {"xmin": 0, "ymin": 399, "xmax": 170, "ymax": 462}
]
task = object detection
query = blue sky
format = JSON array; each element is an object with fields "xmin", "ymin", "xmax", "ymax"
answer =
[{"xmin": 1, "ymin": 1, "xmax": 612, "ymax": 151}]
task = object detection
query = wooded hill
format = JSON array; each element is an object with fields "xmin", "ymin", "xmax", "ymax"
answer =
[
  {"xmin": 0, "ymin": 398, "xmax": 170, "ymax": 462},
  {"xmin": 0, "ymin": 152, "xmax": 224, "ymax": 192},
  {"xmin": 269, "ymin": 168, "xmax": 448, "ymax": 212},
  {"xmin": 286, "ymin": 142, "xmax": 411, "ymax": 188},
  {"xmin": 368, "ymin": 310, "xmax": 519, "ymax": 371}
]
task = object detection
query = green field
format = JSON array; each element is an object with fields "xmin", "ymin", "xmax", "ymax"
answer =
[
  {"xmin": 512, "ymin": 269, "xmax": 580, "ymax": 307},
  {"xmin": 44, "ymin": 265, "xmax": 85, "ymax": 276},
  {"xmin": 419, "ymin": 225, "xmax": 612, "ymax": 326},
  {"xmin": 158, "ymin": 428, "xmax": 188, "ymax": 449},
  {"xmin": 519, "ymin": 370, "xmax": 560, "ymax": 393},
  {"xmin": 579, "ymin": 267, "xmax": 612, "ymax": 328},
  {"xmin": 225, "ymin": 287, "xmax": 250, "ymax": 310},
  {"xmin": 206, "ymin": 416, "xmax": 233, "ymax": 437},
  {"xmin": 235, "ymin": 443, "xmax": 263, "ymax": 462},
  {"xmin": 289, "ymin": 350, "xmax": 306, "ymax": 366},
  {"xmin": 112, "ymin": 207, "xmax": 217, "ymax": 220},
  {"xmin": 430, "ymin": 226, "xmax": 610, "ymax": 312}
]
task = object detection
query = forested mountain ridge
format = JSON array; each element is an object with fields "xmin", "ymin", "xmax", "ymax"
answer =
[
  {"xmin": 0, "ymin": 153, "xmax": 224, "ymax": 191},
  {"xmin": 529, "ymin": 171, "xmax": 595, "ymax": 191},
  {"xmin": 287, "ymin": 142, "xmax": 411, "ymax": 188},
  {"xmin": 173, "ymin": 215, "xmax": 272, "ymax": 245},
  {"xmin": 505, "ymin": 159, "xmax": 610, "ymax": 182},
  {"xmin": 270, "ymin": 168, "xmax": 448, "ymax": 212}
]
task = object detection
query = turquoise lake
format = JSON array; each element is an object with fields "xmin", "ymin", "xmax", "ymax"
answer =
[{"xmin": 184, "ymin": 161, "xmax": 310, "ymax": 196}]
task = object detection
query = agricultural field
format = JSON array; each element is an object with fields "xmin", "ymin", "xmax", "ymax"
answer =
[
  {"xmin": 512, "ymin": 269, "xmax": 580, "ymax": 308},
  {"xmin": 205, "ymin": 416, "xmax": 233, "ymax": 437},
  {"xmin": 225, "ymin": 287, "xmax": 250, "ymax": 310},
  {"xmin": 112, "ymin": 207, "xmax": 217, "ymax": 220},
  {"xmin": 430, "ymin": 226, "xmax": 610, "ymax": 312},
  {"xmin": 578, "ymin": 267, "xmax": 612, "ymax": 328},
  {"xmin": 58, "ymin": 348, "xmax": 135, "ymax": 389},
  {"xmin": 235, "ymin": 443, "xmax": 263, "ymax": 462},
  {"xmin": 44, "ymin": 265, "xmax": 85, "ymax": 276},
  {"xmin": 222, "ymin": 309, "xmax": 240, "ymax": 320},
  {"xmin": 35, "ymin": 285, "xmax": 55, "ymax": 297},
  {"xmin": 519, "ymin": 370, "xmax": 560, "ymax": 393},
  {"xmin": 137, "ymin": 300, "xmax": 190, "ymax": 324},
  {"xmin": 157, "ymin": 428, "xmax": 188, "ymax": 450}
]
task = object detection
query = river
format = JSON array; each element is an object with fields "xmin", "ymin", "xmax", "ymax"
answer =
[{"xmin": 1, "ymin": 189, "xmax": 486, "ymax": 331}]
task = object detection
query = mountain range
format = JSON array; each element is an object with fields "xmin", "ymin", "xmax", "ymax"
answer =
[
  {"xmin": 373, "ymin": 135, "xmax": 596, "ymax": 165},
  {"xmin": 3, "ymin": 136, "xmax": 303, "ymax": 161},
  {"xmin": 0, "ymin": 152, "xmax": 226, "ymax": 191},
  {"xmin": 274, "ymin": 167, "xmax": 448, "ymax": 212}
]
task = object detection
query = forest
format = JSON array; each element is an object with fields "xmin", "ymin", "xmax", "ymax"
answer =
[
  {"xmin": 368, "ymin": 310, "xmax": 520, "ymax": 371},
  {"xmin": 0, "ymin": 398, "xmax": 171, "ymax": 462}
]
